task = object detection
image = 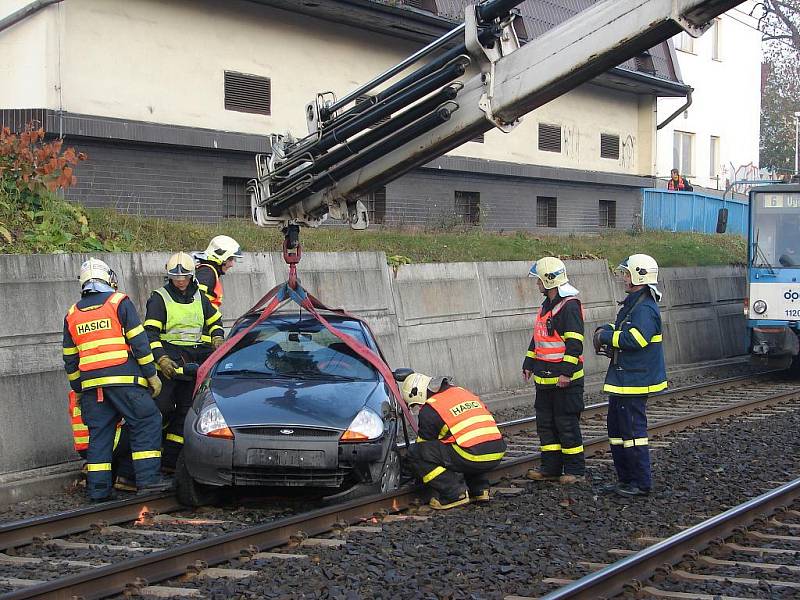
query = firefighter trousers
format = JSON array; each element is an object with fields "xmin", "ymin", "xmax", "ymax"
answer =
[
  {"xmin": 534, "ymin": 383, "xmax": 585, "ymax": 476},
  {"xmin": 79, "ymin": 386, "xmax": 163, "ymax": 500},
  {"xmin": 408, "ymin": 440, "xmax": 502, "ymax": 501},
  {"xmin": 607, "ymin": 394, "xmax": 651, "ymax": 490},
  {"xmin": 157, "ymin": 376, "xmax": 195, "ymax": 470}
]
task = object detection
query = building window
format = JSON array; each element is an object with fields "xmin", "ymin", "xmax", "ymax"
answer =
[
  {"xmin": 538, "ymin": 123, "xmax": 562, "ymax": 153},
  {"xmin": 537, "ymin": 196, "xmax": 557, "ymax": 228},
  {"xmin": 600, "ymin": 133, "xmax": 620, "ymax": 160},
  {"xmin": 673, "ymin": 130, "xmax": 695, "ymax": 177},
  {"xmin": 454, "ymin": 190, "xmax": 480, "ymax": 226},
  {"xmin": 599, "ymin": 200, "xmax": 617, "ymax": 228},
  {"xmin": 224, "ymin": 71, "xmax": 271, "ymax": 115},
  {"xmin": 223, "ymin": 177, "xmax": 251, "ymax": 218},
  {"xmin": 711, "ymin": 19, "xmax": 721, "ymax": 60},
  {"xmin": 709, "ymin": 135, "xmax": 720, "ymax": 179},
  {"xmin": 363, "ymin": 187, "xmax": 386, "ymax": 225},
  {"xmin": 677, "ymin": 31, "xmax": 695, "ymax": 54}
]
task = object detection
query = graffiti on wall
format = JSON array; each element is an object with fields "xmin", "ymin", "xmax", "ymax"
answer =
[
  {"xmin": 563, "ymin": 124, "xmax": 579, "ymax": 159},
  {"xmin": 620, "ymin": 134, "xmax": 635, "ymax": 170}
]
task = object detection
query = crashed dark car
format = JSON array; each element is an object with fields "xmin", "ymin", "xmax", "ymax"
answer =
[{"xmin": 177, "ymin": 311, "xmax": 404, "ymax": 506}]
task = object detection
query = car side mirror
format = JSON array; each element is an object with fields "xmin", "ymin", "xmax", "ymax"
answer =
[
  {"xmin": 392, "ymin": 367, "xmax": 414, "ymax": 382},
  {"xmin": 716, "ymin": 207, "xmax": 728, "ymax": 234}
]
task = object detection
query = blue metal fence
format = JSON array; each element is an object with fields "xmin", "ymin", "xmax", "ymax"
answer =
[{"xmin": 642, "ymin": 189, "xmax": 747, "ymax": 236}]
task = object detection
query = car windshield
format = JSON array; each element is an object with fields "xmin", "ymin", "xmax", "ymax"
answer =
[{"xmin": 215, "ymin": 317, "xmax": 378, "ymax": 381}]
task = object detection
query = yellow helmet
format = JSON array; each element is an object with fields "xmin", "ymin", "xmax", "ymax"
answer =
[
  {"xmin": 78, "ymin": 258, "xmax": 115, "ymax": 292},
  {"xmin": 204, "ymin": 235, "xmax": 243, "ymax": 264},
  {"xmin": 165, "ymin": 252, "xmax": 195, "ymax": 278},
  {"xmin": 528, "ymin": 256, "xmax": 568, "ymax": 289},
  {"xmin": 400, "ymin": 372, "xmax": 433, "ymax": 406},
  {"xmin": 618, "ymin": 254, "xmax": 659, "ymax": 285}
]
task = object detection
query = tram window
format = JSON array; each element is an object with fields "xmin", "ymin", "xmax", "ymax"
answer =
[{"xmin": 752, "ymin": 193, "xmax": 800, "ymax": 268}]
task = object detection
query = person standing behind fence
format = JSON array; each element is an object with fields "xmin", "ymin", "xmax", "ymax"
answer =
[{"xmin": 667, "ymin": 168, "xmax": 693, "ymax": 191}]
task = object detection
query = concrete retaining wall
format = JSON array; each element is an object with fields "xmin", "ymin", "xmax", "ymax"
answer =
[{"xmin": 0, "ymin": 253, "xmax": 746, "ymax": 477}]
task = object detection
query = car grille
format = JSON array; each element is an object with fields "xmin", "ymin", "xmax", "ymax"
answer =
[
  {"xmin": 229, "ymin": 466, "xmax": 350, "ymax": 487},
  {"xmin": 233, "ymin": 426, "xmax": 341, "ymax": 440}
]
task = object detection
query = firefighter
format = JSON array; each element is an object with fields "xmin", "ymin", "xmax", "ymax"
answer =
[
  {"xmin": 62, "ymin": 258, "xmax": 169, "ymax": 501},
  {"xmin": 593, "ymin": 254, "xmax": 667, "ymax": 497},
  {"xmin": 523, "ymin": 257, "xmax": 586, "ymax": 484},
  {"xmin": 667, "ymin": 168, "xmax": 693, "ymax": 191},
  {"xmin": 145, "ymin": 252, "xmax": 224, "ymax": 470},
  {"xmin": 194, "ymin": 235, "xmax": 242, "ymax": 310},
  {"xmin": 398, "ymin": 371, "xmax": 506, "ymax": 510}
]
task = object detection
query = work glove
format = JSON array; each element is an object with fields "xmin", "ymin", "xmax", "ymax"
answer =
[
  {"xmin": 211, "ymin": 336, "xmax": 225, "ymax": 351},
  {"xmin": 146, "ymin": 375, "xmax": 162, "ymax": 398},
  {"xmin": 592, "ymin": 328, "xmax": 604, "ymax": 354},
  {"xmin": 157, "ymin": 355, "xmax": 179, "ymax": 379}
]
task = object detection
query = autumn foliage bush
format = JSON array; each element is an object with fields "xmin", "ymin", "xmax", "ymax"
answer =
[{"xmin": 0, "ymin": 123, "xmax": 125, "ymax": 252}]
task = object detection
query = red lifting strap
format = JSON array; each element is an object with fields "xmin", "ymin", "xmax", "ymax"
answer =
[{"xmin": 193, "ymin": 282, "xmax": 418, "ymax": 434}]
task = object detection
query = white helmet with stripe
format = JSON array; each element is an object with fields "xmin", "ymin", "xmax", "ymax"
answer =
[{"xmin": 79, "ymin": 258, "xmax": 116, "ymax": 293}]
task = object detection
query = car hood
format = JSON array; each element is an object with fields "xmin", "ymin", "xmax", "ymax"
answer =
[{"xmin": 210, "ymin": 376, "xmax": 384, "ymax": 430}]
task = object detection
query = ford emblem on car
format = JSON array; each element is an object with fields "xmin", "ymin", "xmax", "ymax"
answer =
[{"xmin": 280, "ymin": 429, "xmax": 294, "ymax": 435}]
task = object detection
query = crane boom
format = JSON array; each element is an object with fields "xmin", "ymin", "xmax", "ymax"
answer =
[{"xmin": 250, "ymin": 0, "xmax": 744, "ymax": 230}]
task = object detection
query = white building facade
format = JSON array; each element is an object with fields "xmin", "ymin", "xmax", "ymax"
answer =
[{"xmin": 656, "ymin": 1, "xmax": 762, "ymax": 191}]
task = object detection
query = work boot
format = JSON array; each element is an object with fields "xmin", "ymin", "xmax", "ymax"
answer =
[
  {"xmin": 429, "ymin": 491, "xmax": 470, "ymax": 510},
  {"xmin": 113, "ymin": 476, "xmax": 137, "ymax": 492},
  {"xmin": 559, "ymin": 474, "xmax": 585, "ymax": 484},
  {"xmin": 526, "ymin": 469, "xmax": 560, "ymax": 482},
  {"xmin": 470, "ymin": 489, "xmax": 491, "ymax": 503},
  {"xmin": 137, "ymin": 477, "xmax": 175, "ymax": 495},
  {"xmin": 614, "ymin": 483, "xmax": 650, "ymax": 498}
]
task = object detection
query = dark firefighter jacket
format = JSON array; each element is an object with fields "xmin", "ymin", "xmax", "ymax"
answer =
[
  {"xmin": 416, "ymin": 386, "xmax": 506, "ymax": 462},
  {"xmin": 144, "ymin": 280, "xmax": 224, "ymax": 362},
  {"xmin": 62, "ymin": 291, "xmax": 157, "ymax": 392},
  {"xmin": 596, "ymin": 287, "xmax": 667, "ymax": 395},
  {"xmin": 195, "ymin": 260, "xmax": 224, "ymax": 309},
  {"xmin": 523, "ymin": 295, "xmax": 584, "ymax": 387}
]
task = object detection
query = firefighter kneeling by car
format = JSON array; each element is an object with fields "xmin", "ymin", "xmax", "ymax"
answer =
[{"xmin": 397, "ymin": 371, "xmax": 506, "ymax": 510}]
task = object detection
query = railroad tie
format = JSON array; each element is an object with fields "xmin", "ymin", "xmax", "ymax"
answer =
[
  {"xmin": 639, "ymin": 586, "xmax": 756, "ymax": 599},
  {"xmin": 136, "ymin": 585, "xmax": 202, "ymax": 597},
  {"xmin": 0, "ymin": 577, "xmax": 45, "ymax": 588}
]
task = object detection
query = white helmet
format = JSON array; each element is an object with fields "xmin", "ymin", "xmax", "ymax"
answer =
[
  {"xmin": 204, "ymin": 235, "xmax": 243, "ymax": 264},
  {"xmin": 166, "ymin": 252, "xmax": 196, "ymax": 278},
  {"xmin": 528, "ymin": 256, "xmax": 568, "ymax": 289},
  {"xmin": 79, "ymin": 258, "xmax": 116, "ymax": 293},
  {"xmin": 618, "ymin": 254, "xmax": 662, "ymax": 300}
]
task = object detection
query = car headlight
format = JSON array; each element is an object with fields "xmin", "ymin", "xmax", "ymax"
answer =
[
  {"xmin": 341, "ymin": 408, "xmax": 384, "ymax": 442},
  {"xmin": 752, "ymin": 300, "xmax": 767, "ymax": 315},
  {"xmin": 196, "ymin": 404, "xmax": 234, "ymax": 439}
]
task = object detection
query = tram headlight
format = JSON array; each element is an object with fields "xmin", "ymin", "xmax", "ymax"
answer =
[{"xmin": 752, "ymin": 300, "xmax": 767, "ymax": 315}]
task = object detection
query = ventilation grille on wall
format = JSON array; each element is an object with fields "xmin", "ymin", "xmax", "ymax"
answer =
[
  {"xmin": 224, "ymin": 71, "xmax": 271, "ymax": 115},
  {"xmin": 538, "ymin": 123, "xmax": 561, "ymax": 153},
  {"xmin": 600, "ymin": 133, "xmax": 620, "ymax": 160}
]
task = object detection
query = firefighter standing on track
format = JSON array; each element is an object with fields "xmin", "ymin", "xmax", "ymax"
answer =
[
  {"xmin": 194, "ymin": 235, "xmax": 242, "ymax": 311},
  {"xmin": 398, "ymin": 371, "xmax": 507, "ymax": 510},
  {"xmin": 62, "ymin": 258, "xmax": 169, "ymax": 501},
  {"xmin": 593, "ymin": 253, "xmax": 667, "ymax": 498},
  {"xmin": 145, "ymin": 252, "xmax": 225, "ymax": 471},
  {"xmin": 523, "ymin": 257, "xmax": 586, "ymax": 484}
]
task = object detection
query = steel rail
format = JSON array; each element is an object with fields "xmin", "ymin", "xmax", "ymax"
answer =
[
  {"xmin": 540, "ymin": 477, "xmax": 800, "ymax": 600},
  {"xmin": 0, "ymin": 492, "xmax": 180, "ymax": 552},
  {"xmin": 5, "ymin": 381, "xmax": 800, "ymax": 600},
  {"xmin": 0, "ymin": 374, "xmax": 774, "ymax": 553}
]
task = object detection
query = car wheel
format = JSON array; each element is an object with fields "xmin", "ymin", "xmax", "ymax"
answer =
[
  {"xmin": 378, "ymin": 448, "xmax": 401, "ymax": 494},
  {"xmin": 175, "ymin": 453, "xmax": 222, "ymax": 507}
]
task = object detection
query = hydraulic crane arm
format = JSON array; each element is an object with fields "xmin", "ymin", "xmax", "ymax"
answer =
[{"xmin": 250, "ymin": 0, "xmax": 744, "ymax": 230}]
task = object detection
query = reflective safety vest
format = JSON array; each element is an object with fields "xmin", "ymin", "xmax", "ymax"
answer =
[
  {"xmin": 155, "ymin": 288, "xmax": 204, "ymax": 346},
  {"xmin": 68, "ymin": 390, "xmax": 122, "ymax": 453},
  {"xmin": 534, "ymin": 297, "xmax": 584, "ymax": 364},
  {"xmin": 198, "ymin": 264, "xmax": 223, "ymax": 309},
  {"xmin": 66, "ymin": 293, "xmax": 130, "ymax": 372},
  {"xmin": 427, "ymin": 387, "xmax": 502, "ymax": 448}
]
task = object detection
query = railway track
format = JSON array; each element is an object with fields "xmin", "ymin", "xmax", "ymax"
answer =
[
  {"xmin": 538, "ymin": 477, "xmax": 800, "ymax": 600},
  {"xmin": 1, "ymin": 374, "xmax": 798, "ymax": 599}
]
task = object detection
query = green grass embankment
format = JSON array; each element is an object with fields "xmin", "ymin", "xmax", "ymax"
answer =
[{"xmin": 0, "ymin": 199, "xmax": 746, "ymax": 267}]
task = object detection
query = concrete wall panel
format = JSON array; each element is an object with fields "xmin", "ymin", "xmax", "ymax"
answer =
[{"xmin": 0, "ymin": 253, "xmax": 746, "ymax": 478}]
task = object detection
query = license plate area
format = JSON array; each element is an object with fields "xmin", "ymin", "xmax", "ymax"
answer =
[{"xmin": 246, "ymin": 448, "xmax": 327, "ymax": 468}]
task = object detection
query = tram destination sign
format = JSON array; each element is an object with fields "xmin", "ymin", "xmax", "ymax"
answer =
[{"xmin": 760, "ymin": 193, "xmax": 800, "ymax": 208}]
